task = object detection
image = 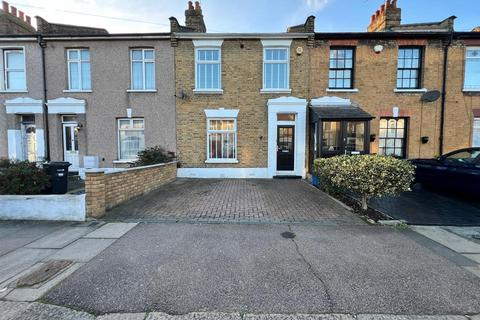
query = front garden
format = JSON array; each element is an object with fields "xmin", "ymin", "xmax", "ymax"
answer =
[{"xmin": 313, "ymin": 154, "xmax": 415, "ymax": 222}]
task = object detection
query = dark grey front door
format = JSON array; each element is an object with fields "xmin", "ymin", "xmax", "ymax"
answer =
[{"xmin": 277, "ymin": 125, "xmax": 294, "ymax": 171}]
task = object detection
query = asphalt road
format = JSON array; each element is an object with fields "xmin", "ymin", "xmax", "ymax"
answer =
[{"xmin": 44, "ymin": 223, "xmax": 480, "ymax": 315}]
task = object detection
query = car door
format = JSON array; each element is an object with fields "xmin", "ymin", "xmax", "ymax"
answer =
[{"xmin": 440, "ymin": 149, "xmax": 480, "ymax": 193}]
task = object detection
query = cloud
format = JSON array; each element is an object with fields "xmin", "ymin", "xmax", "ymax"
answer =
[{"xmin": 304, "ymin": 0, "xmax": 329, "ymax": 10}]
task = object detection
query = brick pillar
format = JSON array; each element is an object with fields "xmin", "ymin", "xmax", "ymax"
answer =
[{"xmin": 85, "ymin": 169, "xmax": 106, "ymax": 218}]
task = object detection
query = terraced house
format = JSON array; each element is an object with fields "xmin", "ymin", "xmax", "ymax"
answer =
[{"xmin": 0, "ymin": 0, "xmax": 479, "ymax": 179}]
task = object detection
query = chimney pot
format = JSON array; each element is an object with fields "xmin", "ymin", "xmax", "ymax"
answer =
[
  {"xmin": 195, "ymin": 1, "xmax": 201, "ymax": 12},
  {"xmin": 392, "ymin": 0, "xmax": 397, "ymax": 8},
  {"xmin": 25, "ymin": 15, "xmax": 31, "ymax": 24},
  {"xmin": 18, "ymin": 10, "xmax": 24, "ymax": 20},
  {"xmin": 371, "ymin": 14, "xmax": 375, "ymax": 23},
  {"xmin": 188, "ymin": 1, "xmax": 194, "ymax": 10},
  {"xmin": 380, "ymin": 4, "xmax": 385, "ymax": 13},
  {"xmin": 2, "ymin": 1, "xmax": 8, "ymax": 12},
  {"xmin": 10, "ymin": 5, "xmax": 16, "ymax": 16},
  {"xmin": 375, "ymin": 10, "xmax": 380, "ymax": 17}
]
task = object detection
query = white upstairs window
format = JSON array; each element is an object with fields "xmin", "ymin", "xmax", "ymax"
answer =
[
  {"xmin": 261, "ymin": 40, "xmax": 292, "ymax": 93},
  {"xmin": 0, "ymin": 48, "xmax": 26, "ymax": 91},
  {"xmin": 193, "ymin": 40, "xmax": 223, "ymax": 93},
  {"xmin": 130, "ymin": 49, "xmax": 155, "ymax": 90},
  {"xmin": 465, "ymin": 47, "xmax": 480, "ymax": 91},
  {"xmin": 67, "ymin": 49, "xmax": 91, "ymax": 91}
]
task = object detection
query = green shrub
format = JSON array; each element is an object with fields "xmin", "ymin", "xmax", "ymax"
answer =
[
  {"xmin": 132, "ymin": 146, "xmax": 174, "ymax": 167},
  {"xmin": 0, "ymin": 159, "xmax": 50, "ymax": 195},
  {"xmin": 314, "ymin": 155, "xmax": 415, "ymax": 210}
]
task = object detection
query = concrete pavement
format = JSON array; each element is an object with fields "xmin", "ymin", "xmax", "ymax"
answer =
[
  {"xmin": 43, "ymin": 223, "xmax": 480, "ymax": 315},
  {"xmin": 0, "ymin": 221, "xmax": 137, "ymax": 302},
  {"xmin": 1, "ymin": 301, "xmax": 478, "ymax": 320}
]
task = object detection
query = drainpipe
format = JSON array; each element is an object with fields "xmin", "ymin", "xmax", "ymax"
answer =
[
  {"xmin": 37, "ymin": 35, "xmax": 50, "ymax": 162},
  {"xmin": 439, "ymin": 30, "xmax": 454, "ymax": 156}
]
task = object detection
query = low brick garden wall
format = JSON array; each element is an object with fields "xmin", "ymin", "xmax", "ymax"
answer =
[{"xmin": 85, "ymin": 161, "xmax": 177, "ymax": 218}]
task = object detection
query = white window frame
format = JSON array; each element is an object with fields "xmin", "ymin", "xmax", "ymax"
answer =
[
  {"xmin": 261, "ymin": 40, "xmax": 292, "ymax": 93},
  {"xmin": 206, "ymin": 118, "xmax": 237, "ymax": 163},
  {"xmin": 129, "ymin": 48, "xmax": 156, "ymax": 92},
  {"xmin": 473, "ymin": 117, "xmax": 480, "ymax": 147},
  {"xmin": 193, "ymin": 40, "xmax": 223, "ymax": 94},
  {"xmin": 464, "ymin": 47, "xmax": 480, "ymax": 92},
  {"xmin": 117, "ymin": 118, "xmax": 145, "ymax": 161},
  {"xmin": 66, "ymin": 48, "xmax": 91, "ymax": 92},
  {"xmin": 0, "ymin": 47, "xmax": 27, "ymax": 92}
]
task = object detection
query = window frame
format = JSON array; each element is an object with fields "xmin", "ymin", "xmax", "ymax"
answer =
[
  {"xmin": 328, "ymin": 46, "xmax": 355, "ymax": 90},
  {"xmin": 194, "ymin": 47, "xmax": 222, "ymax": 92},
  {"xmin": 473, "ymin": 117, "xmax": 480, "ymax": 147},
  {"xmin": 206, "ymin": 118, "xmax": 238, "ymax": 163},
  {"xmin": 378, "ymin": 117, "xmax": 408, "ymax": 159},
  {"xmin": 0, "ymin": 47, "xmax": 26, "ymax": 92},
  {"xmin": 66, "ymin": 48, "xmax": 91, "ymax": 91},
  {"xmin": 464, "ymin": 47, "xmax": 480, "ymax": 91},
  {"xmin": 396, "ymin": 46, "xmax": 423, "ymax": 90},
  {"xmin": 262, "ymin": 46, "xmax": 290, "ymax": 91},
  {"xmin": 129, "ymin": 48, "xmax": 155, "ymax": 91},
  {"xmin": 117, "ymin": 118, "xmax": 145, "ymax": 161}
]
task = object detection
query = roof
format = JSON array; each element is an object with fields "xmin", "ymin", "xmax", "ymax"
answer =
[{"xmin": 309, "ymin": 96, "xmax": 374, "ymax": 121}]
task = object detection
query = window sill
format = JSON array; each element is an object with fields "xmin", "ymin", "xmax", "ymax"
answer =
[
  {"xmin": 113, "ymin": 159, "xmax": 135, "ymax": 164},
  {"xmin": 0, "ymin": 90, "xmax": 28, "ymax": 93},
  {"xmin": 126, "ymin": 89, "xmax": 157, "ymax": 93},
  {"xmin": 193, "ymin": 89, "xmax": 224, "ymax": 94},
  {"xmin": 463, "ymin": 89, "xmax": 480, "ymax": 92},
  {"xmin": 394, "ymin": 88, "xmax": 428, "ymax": 93},
  {"xmin": 326, "ymin": 88, "xmax": 359, "ymax": 93},
  {"xmin": 63, "ymin": 90, "xmax": 92, "ymax": 93},
  {"xmin": 260, "ymin": 88, "xmax": 292, "ymax": 94},
  {"xmin": 205, "ymin": 159, "xmax": 239, "ymax": 164}
]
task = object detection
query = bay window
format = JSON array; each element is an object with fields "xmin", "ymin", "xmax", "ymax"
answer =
[{"xmin": 118, "ymin": 118, "xmax": 145, "ymax": 160}]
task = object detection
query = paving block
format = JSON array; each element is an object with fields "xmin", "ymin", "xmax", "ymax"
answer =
[
  {"xmin": 463, "ymin": 254, "xmax": 480, "ymax": 264},
  {"xmin": 146, "ymin": 312, "xmax": 242, "ymax": 320},
  {"xmin": 47, "ymin": 239, "xmax": 116, "ymax": 262},
  {"xmin": 0, "ymin": 248, "xmax": 56, "ymax": 283},
  {"xmin": 13, "ymin": 302, "xmax": 94, "ymax": 320},
  {"xmin": 25, "ymin": 227, "xmax": 95, "ymax": 249},
  {"xmin": 83, "ymin": 223, "xmax": 138, "ymax": 239},
  {"xmin": 465, "ymin": 266, "xmax": 480, "ymax": 278},
  {"xmin": 5, "ymin": 263, "xmax": 83, "ymax": 302},
  {"xmin": 411, "ymin": 226, "xmax": 480, "ymax": 253},
  {"xmin": 0, "ymin": 300, "xmax": 31, "ymax": 320},
  {"xmin": 244, "ymin": 315, "xmax": 354, "ymax": 320},
  {"xmin": 356, "ymin": 315, "xmax": 466, "ymax": 320},
  {"xmin": 97, "ymin": 313, "xmax": 147, "ymax": 320}
]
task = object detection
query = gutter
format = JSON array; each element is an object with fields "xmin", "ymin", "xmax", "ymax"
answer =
[
  {"xmin": 439, "ymin": 30, "xmax": 454, "ymax": 156},
  {"xmin": 37, "ymin": 34, "xmax": 50, "ymax": 162}
]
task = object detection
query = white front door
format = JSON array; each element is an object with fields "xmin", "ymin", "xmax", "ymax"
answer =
[
  {"xmin": 21, "ymin": 124, "xmax": 36, "ymax": 162},
  {"xmin": 63, "ymin": 123, "xmax": 79, "ymax": 169}
]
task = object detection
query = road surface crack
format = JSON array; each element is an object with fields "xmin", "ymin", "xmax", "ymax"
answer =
[{"xmin": 287, "ymin": 225, "xmax": 334, "ymax": 312}]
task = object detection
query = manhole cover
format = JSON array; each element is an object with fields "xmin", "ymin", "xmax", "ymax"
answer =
[
  {"xmin": 281, "ymin": 231, "xmax": 296, "ymax": 239},
  {"xmin": 16, "ymin": 260, "xmax": 72, "ymax": 287}
]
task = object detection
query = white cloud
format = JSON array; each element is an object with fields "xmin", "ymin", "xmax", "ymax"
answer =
[{"xmin": 304, "ymin": 0, "xmax": 329, "ymax": 10}]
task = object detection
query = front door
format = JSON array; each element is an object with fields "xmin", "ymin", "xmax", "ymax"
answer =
[
  {"xmin": 63, "ymin": 123, "xmax": 79, "ymax": 169},
  {"xmin": 277, "ymin": 125, "xmax": 295, "ymax": 171},
  {"xmin": 21, "ymin": 124, "xmax": 36, "ymax": 162}
]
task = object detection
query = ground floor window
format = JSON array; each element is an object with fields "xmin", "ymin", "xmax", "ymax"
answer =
[
  {"xmin": 474, "ymin": 118, "xmax": 480, "ymax": 147},
  {"xmin": 378, "ymin": 118, "xmax": 407, "ymax": 158},
  {"xmin": 319, "ymin": 120, "xmax": 368, "ymax": 156},
  {"xmin": 207, "ymin": 119, "xmax": 236, "ymax": 160},
  {"xmin": 118, "ymin": 118, "xmax": 145, "ymax": 160}
]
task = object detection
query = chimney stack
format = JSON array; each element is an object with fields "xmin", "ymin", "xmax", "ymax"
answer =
[
  {"xmin": 367, "ymin": 0, "xmax": 401, "ymax": 32},
  {"xmin": 10, "ymin": 5, "xmax": 16, "ymax": 17},
  {"xmin": 185, "ymin": 1, "xmax": 206, "ymax": 32}
]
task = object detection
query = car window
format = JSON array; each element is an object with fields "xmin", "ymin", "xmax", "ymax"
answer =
[{"xmin": 444, "ymin": 150, "xmax": 480, "ymax": 164}]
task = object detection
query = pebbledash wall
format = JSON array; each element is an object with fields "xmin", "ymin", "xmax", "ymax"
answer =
[{"xmin": 85, "ymin": 161, "xmax": 177, "ymax": 218}]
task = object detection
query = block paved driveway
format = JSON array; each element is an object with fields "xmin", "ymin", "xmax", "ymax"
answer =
[{"xmin": 105, "ymin": 178, "xmax": 362, "ymax": 225}]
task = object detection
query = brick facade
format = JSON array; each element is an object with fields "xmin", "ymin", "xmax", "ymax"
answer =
[{"xmin": 85, "ymin": 161, "xmax": 177, "ymax": 218}]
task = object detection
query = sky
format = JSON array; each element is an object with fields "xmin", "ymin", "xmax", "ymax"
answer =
[{"xmin": 6, "ymin": 0, "xmax": 480, "ymax": 34}]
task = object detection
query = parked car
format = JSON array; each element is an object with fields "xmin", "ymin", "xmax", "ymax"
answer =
[{"xmin": 410, "ymin": 148, "xmax": 480, "ymax": 197}]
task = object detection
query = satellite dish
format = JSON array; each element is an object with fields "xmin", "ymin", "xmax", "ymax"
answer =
[{"xmin": 421, "ymin": 90, "xmax": 441, "ymax": 103}]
